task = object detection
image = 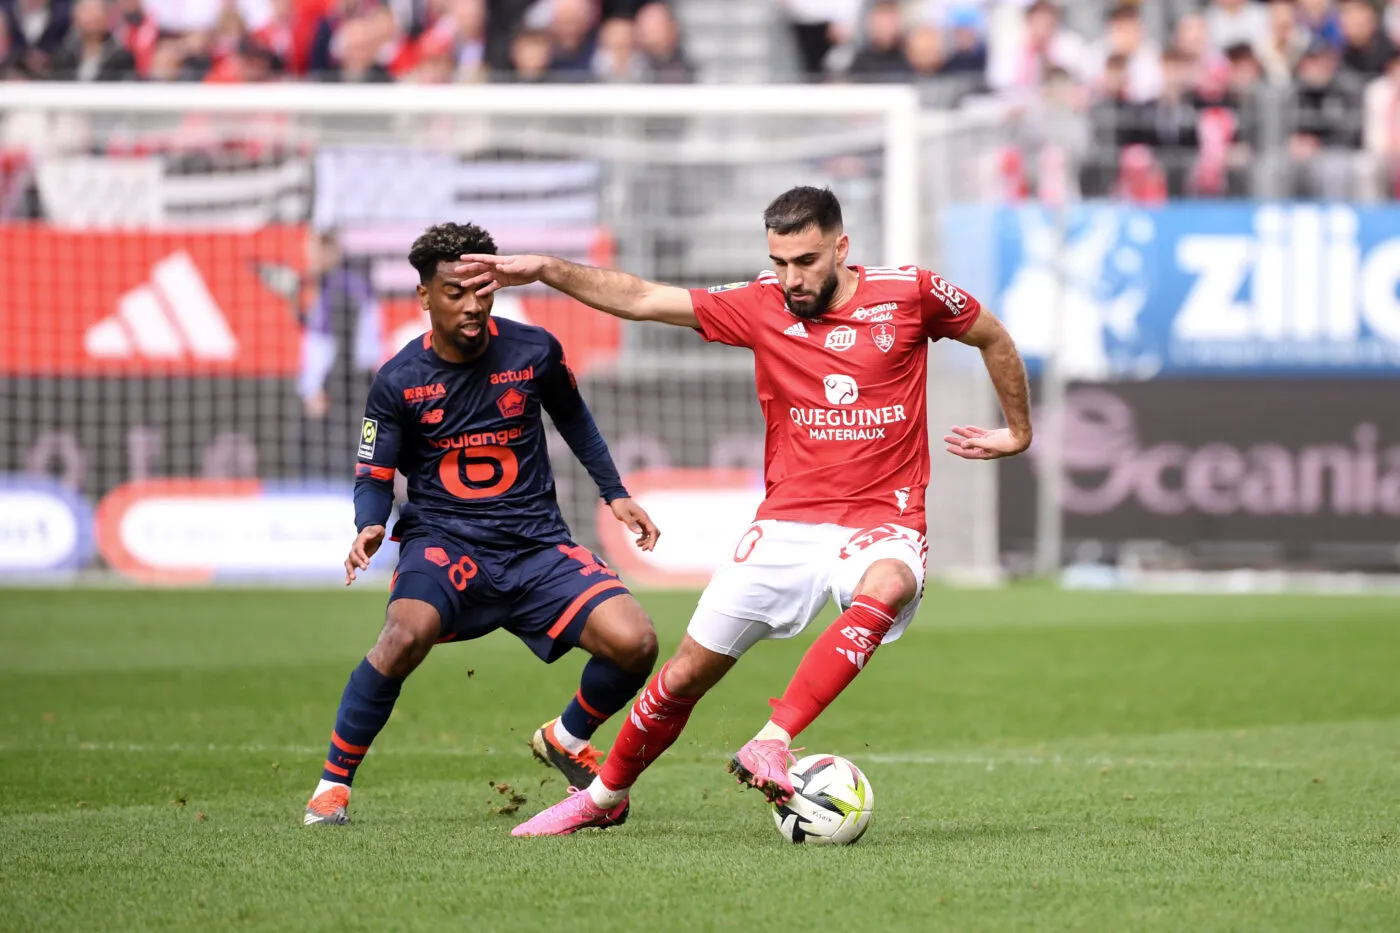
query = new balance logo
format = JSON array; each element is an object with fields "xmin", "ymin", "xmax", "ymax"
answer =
[
  {"xmin": 784, "ymin": 321, "xmax": 809, "ymax": 339},
  {"xmin": 83, "ymin": 252, "xmax": 238, "ymax": 361},
  {"xmin": 837, "ymin": 648, "xmax": 868, "ymax": 670}
]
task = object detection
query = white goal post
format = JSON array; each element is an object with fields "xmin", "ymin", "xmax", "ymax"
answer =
[{"xmin": 0, "ymin": 81, "xmax": 1002, "ymax": 587}]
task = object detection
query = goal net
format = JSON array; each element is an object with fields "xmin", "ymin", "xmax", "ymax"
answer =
[{"xmin": 0, "ymin": 82, "xmax": 998, "ymax": 586}]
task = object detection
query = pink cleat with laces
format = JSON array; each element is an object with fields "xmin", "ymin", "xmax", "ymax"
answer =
[
  {"xmin": 511, "ymin": 786, "xmax": 629, "ymax": 837},
  {"xmin": 727, "ymin": 738, "xmax": 797, "ymax": 805}
]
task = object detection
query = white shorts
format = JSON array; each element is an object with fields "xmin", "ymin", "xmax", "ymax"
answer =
[{"xmin": 688, "ymin": 520, "xmax": 928, "ymax": 659}]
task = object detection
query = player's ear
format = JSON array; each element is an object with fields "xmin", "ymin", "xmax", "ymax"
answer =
[
  {"xmin": 835, "ymin": 233, "xmax": 850, "ymax": 264},
  {"xmin": 416, "ymin": 281, "xmax": 429, "ymax": 310}
]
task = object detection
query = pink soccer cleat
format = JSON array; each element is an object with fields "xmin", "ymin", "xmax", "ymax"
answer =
[
  {"xmin": 511, "ymin": 786, "xmax": 629, "ymax": 837},
  {"xmin": 727, "ymin": 738, "xmax": 797, "ymax": 805}
]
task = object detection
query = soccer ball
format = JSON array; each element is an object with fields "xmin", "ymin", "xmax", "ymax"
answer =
[{"xmin": 771, "ymin": 754, "xmax": 874, "ymax": 845}]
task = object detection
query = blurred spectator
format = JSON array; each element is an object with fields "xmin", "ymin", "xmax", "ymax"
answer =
[
  {"xmin": 1259, "ymin": 0, "xmax": 1310, "ymax": 83},
  {"xmin": 1143, "ymin": 47, "xmax": 1204, "ymax": 195},
  {"xmin": 905, "ymin": 23, "xmax": 944, "ymax": 78},
  {"xmin": 327, "ymin": 15, "xmax": 393, "ymax": 81},
  {"xmin": 308, "ymin": 0, "xmax": 382, "ymax": 77},
  {"xmin": 633, "ymin": 2, "xmax": 692, "ymax": 83},
  {"xmin": 848, "ymin": 0, "xmax": 910, "ymax": 80},
  {"xmin": 1204, "ymin": 0, "xmax": 1268, "ymax": 52},
  {"xmin": 3, "ymin": 0, "xmax": 73, "ymax": 77},
  {"xmin": 1289, "ymin": 41, "xmax": 1364, "ymax": 196},
  {"xmin": 508, "ymin": 27, "xmax": 551, "ymax": 80},
  {"xmin": 1339, "ymin": 0, "xmax": 1395, "ymax": 79},
  {"xmin": 779, "ymin": 0, "xmax": 862, "ymax": 79},
  {"xmin": 1387, "ymin": 0, "xmax": 1400, "ymax": 46},
  {"xmin": 544, "ymin": 0, "xmax": 598, "ymax": 78},
  {"xmin": 1015, "ymin": 65, "xmax": 1090, "ymax": 199},
  {"xmin": 1173, "ymin": 12, "xmax": 1225, "ymax": 93},
  {"xmin": 1296, "ymin": 0, "xmax": 1344, "ymax": 48},
  {"xmin": 988, "ymin": 0, "xmax": 1086, "ymax": 98},
  {"xmin": 396, "ymin": 0, "xmax": 485, "ymax": 80},
  {"xmin": 942, "ymin": 7, "xmax": 987, "ymax": 75},
  {"xmin": 50, "ymin": 0, "xmax": 137, "ymax": 81},
  {"xmin": 1086, "ymin": 3, "xmax": 1163, "ymax": 104},
  {"xmin": 595, "ymin": 16, "xmax": 634, "ymax": 79},
  {"xmin": 1363, "ymin": 49, "xmax": 1400, "ymax": 194}
]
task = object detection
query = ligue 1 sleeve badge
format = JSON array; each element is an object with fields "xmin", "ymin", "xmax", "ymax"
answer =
[{"xmin": 870, "ymin": 322, "xmax": 895, "ymax": 353}]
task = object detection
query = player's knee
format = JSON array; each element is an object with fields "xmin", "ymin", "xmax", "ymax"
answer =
[
  {"xmin": 371, "ymin": 601, "xmax": 440, "ymax": 677},
  {"xmin": 616, "ymin": 624, "xmax": 658, "ymax": 675},
  {"xmin": 857, "ymin": 559, "xmax": 919, "ymax": 609}
]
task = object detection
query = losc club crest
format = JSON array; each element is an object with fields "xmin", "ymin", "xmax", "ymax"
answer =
[
  {"xmin": 870, "ymin": 322, "xmax": 896, "ymax": 352},
  {"xmin": 496, "ymin": 387, "xmax": 528, "ymax": 419}
]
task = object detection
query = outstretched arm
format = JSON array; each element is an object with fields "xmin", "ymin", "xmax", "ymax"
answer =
[
  {"xmin": 457, "ymin": 254, "xmax": 699, "ymax": 328},
  {"xmin": 944, "ymin": 309, "xmax": 1033, "ymax": 460}
]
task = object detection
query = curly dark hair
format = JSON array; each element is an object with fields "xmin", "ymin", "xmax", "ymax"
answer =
[
  {"xmin": 762, "ymin": 186, "xmax": 843, "ymax": 237},
  {"xmin": 408, "ymin": 222, "xmax": 497, "ymax": 284}
]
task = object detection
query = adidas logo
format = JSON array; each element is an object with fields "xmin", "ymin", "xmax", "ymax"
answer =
[
  {"xmin": 783, "ymin": 321, "xmax": 808, "ymax": 338},
  {"xmin": 837, "ymin": 648, "xmax": 867, "ymax": 670},
  {"xmin": 84, "ymin": 251, "xmax": 238, "ymax": 361}
]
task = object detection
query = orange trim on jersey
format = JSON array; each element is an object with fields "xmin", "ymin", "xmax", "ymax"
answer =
[
  {"xmin": 435, "ymin": 633, "xmax": 457, "ymax": 644},
  {"xmin": 421, "ymin": 331, "xmax": 432, "ymax": 349},
  {"xmin": 330, "ymin": 731, "xmax": 369, "ymax": 755},
  {"xmin": 323, "ymin": 760, "xmax": 350, "ymax": 777},
  {"xmin": 573, "ymin": 689, "xmax": 606, "ymax": 721},
  {"xmin": 356, "ymin": 463, "xmax": 394, "ymax": 481},
  {"xmin": 546, "ymin": 580, "xmax": 628, "ymax": 639},
  {"xmin": 487, "ymin": 318, "xmax": 498, "ymax": 335}
]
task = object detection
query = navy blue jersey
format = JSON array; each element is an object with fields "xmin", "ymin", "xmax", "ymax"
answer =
[{"xmin": 353, "ymin": 318, "xmax": 627, "ymax": 548}]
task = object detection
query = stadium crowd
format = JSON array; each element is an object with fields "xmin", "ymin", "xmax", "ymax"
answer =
[
  {"xmin": 4, "ymin": 0, "xmax": 1400, "ymax": 198},
  {"xmin": 0, "ymin": 0, "xmax": 694, "ymax": 83}
]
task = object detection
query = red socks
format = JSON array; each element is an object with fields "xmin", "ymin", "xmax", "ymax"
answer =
[
  {"xmin": 768, "ymin": 595, "xmax": 897, "ymax": 739},
  {"xmin": 598, "ymin": 661, "xmax": 699, "ymax": 792}
]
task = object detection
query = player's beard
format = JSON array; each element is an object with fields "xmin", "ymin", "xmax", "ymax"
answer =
[{"xmin": 785, "ymin": 272, "xmax": 840, "ymax": 320}]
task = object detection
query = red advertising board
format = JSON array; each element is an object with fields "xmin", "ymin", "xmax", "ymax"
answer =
[
  {"xmin": 0, "ymin": 226, "xmax": 620, "ymax": 377},
  {"xmin": 0, "ymin": 226, "xmax": 306, "ymax": 376}
]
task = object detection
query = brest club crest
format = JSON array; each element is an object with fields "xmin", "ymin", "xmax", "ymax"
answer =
[{"xmin": 870, "ymin": 322, "xmax": 895, "ymax": 352}]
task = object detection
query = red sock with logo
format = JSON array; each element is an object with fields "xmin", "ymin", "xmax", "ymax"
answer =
[
  {"xmin": 596, "ymin": 662, "xmax": 699, "ymax": 794},
  {"xmin": 768, "ymin": 595, "xmax": 897, "ymax": 739}
]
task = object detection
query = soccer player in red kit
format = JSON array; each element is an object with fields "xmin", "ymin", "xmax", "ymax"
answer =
[{"xmin": 458, "ymin": 186, "xmax": 1032, "ymax": 836}]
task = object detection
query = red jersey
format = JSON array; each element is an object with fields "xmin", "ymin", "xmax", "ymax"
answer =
[{"xmin": 689, "ymin": 264, "xmax": 981, "ymax": 534}]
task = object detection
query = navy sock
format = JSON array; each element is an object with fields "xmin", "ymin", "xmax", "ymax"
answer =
[
  {"xmin": 559, "ymin": 656, "xmax": 649, "ymax": 740},
  {"xmin": 321, "ymin": 658, "xmax": 404, "ymax": 786}
]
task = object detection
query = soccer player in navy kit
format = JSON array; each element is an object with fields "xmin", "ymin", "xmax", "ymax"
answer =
[{"xmin": 304, "ymin": 223, "xmax": 661, "ymax": 826}]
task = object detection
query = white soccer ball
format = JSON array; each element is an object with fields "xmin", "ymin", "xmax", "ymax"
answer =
[{"xmin": 771, "ymin": 754, "xmax": 874, "ymax": 845}]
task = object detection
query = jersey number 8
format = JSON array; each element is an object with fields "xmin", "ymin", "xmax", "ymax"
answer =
[{"xmin": 439, "ymin": 445, "xmax": 519, "ymax": 500}]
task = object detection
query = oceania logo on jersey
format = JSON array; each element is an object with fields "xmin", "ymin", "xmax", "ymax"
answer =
[
  {"xmin": 823, "ymin": 374, "xmax": 860, "ymax": 405},
  {"xmin": 825, "ymin": 325, "xmax": 857, "ymax": 351},
  {"xmin": 852, "ymin": 302, "xmax": 896, "ymax": 322},
  {"xmin": 707, "ymin": 281, "xmax": 749, "ymax": 293},
  {"xmin": 930, "ymin": 275, "xmax": 968, "ymax": 313},
  {"xmin": 403, "ymin": 383, "xmax": 447, "ymax": 402},
  {"xmin": 489, "ymin": 366, "xmax": 534, "ymax": 385}
]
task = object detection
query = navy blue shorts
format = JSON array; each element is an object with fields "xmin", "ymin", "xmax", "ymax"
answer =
[{"xmin": 389, "ymin": 533, "xmax": 630, "ymax": 663}]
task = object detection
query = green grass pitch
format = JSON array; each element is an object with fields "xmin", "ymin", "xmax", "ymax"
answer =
[{"xmin": 2, "ymin": 586, "xmax": 1398, "ymax": 932}]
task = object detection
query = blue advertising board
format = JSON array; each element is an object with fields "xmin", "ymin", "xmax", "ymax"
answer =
[{"xmin": 944, "ymin": 203, "xmax": 1400, "ymax": 379}]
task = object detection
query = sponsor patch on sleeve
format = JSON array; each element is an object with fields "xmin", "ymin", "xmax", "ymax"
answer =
[
  {"xmin": 707, "ymin": 281, "xmax": 750, "ymax": 293},
  {"xmin": 358, "ymin": 418, "xmax": 378, "ymax": 459}
]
